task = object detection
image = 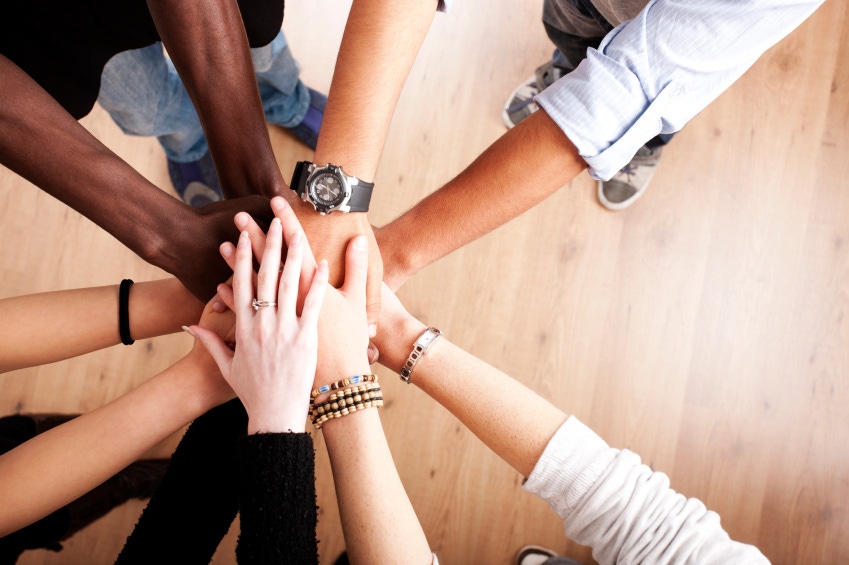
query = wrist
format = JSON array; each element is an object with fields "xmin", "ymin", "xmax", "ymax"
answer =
[
  {"xmin": 172, "ymin": 353, "xmax": 233, "ymax": 416},
  {"xmin": 376, "ymin": 224, "xmax": 419, "ymax": 291},
  {"xmin": 376, "ymin": 317, "xmax": 428, "ymax": 374}
]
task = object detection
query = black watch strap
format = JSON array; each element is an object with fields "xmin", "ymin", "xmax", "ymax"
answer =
[
  {"xmin": 291, "ymin": 160, "xmax": 310, "ymax": 197},
  {"xmin": 346, "ymin": 178, "xmax": 374, "ymax": 213}
]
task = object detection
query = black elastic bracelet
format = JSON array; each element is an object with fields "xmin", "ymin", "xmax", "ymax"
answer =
[{"xmin": 119, "ymin": 279, "xmax": 134, "ymax": 346}]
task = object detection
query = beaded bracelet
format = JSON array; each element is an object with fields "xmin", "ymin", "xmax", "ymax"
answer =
[
  {"xmin": 311, "ymin": 392, "xmax": 383, "ymax": 430},
  {"xmin": 311, "ymin": 384, "xmax": 383, "ymax": 430},
  {"xmin": 310, "ymin": 382, "xmax": 381, "ymax": 417},
  {"xmin": 311, "ymin": 374, "xmax": 377, "ymax": 400}
]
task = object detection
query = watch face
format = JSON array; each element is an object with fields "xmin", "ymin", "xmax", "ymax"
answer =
[{"xmin": 310, "ymin": 173, "xmax": 346, "ymax": 208}]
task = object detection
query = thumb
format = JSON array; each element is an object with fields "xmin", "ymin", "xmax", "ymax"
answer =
[
  {"xmin": 342, "ymin": 235, "xmax": 369, "ymax": 302},
  {"xmin": 185, "ymin": 325, "xmax": 234, "ymax": 377}
]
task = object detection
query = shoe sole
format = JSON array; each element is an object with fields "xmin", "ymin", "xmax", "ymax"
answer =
[{"xmin": 596, "ymin": 177, "xmax": 652, "ymax": 212}]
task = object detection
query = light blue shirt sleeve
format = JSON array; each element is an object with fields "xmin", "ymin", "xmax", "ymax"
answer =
[{"xmin": 535, "ymin": 0, "xmax": 824, "ymax": 180}]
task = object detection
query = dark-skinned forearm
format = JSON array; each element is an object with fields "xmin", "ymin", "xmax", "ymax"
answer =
[
  {"xmin": 0, "ymin": 54, "xmax": 191, "ymax": 265},
  {"xmin": 147, "ymin": 0, "xmax": 286, "ymax": 199}
]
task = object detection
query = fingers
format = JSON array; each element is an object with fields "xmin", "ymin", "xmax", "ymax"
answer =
[
  {"xmin": 342, "ymin": 235, "xmax": 369, "ymax": 301},
  {"xmin": 184, "ymin": 325, "xmax": 233, "ymax": 376},
  {"xmin": 279, "ymin": 232, "xmax": 304, "ymax": 320},
  {"xmin": 220, "ymin": 242, "xmax": 236, "ymax": 271},
  {"xmin": 367, "ymin": 341, "xmax": 379, "ymax": 364},
  {"xmin": 217, "ymin": 282, "xmax": 236, "ymax": 312},
  {"xmin": 232, "ymin": 231, "xmax": 254, "ymax": 319},
  {"xmin": 366, "ymin": 278, "xmax": 381, "ymax": 338},
  {"xmin": 256, "ymin": 218, "xmax": 283, "ymax": 306},
  {"xmin": 234, "ymin": 211, "xmax": 267, "ymax": 262},
  {"xmin": 365, "ymin": 234, "xmax": 383, "ymax": 335},
  {"xmin": 271, "ymin": 197, "xmax": 317, "ymax": 281},
  {"xmin": 300, "ymin": 260, "xmax": 329, "ymax": 329}
]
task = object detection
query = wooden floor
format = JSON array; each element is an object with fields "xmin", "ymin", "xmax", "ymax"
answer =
[{"xmin": 1, "ymin": 0, "xmax": 848, "ymax": 563}]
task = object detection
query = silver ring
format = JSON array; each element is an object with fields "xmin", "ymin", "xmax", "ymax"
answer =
[{"xmin": 252, "ymin": 299, "xmax": 277, "ymax": 311}]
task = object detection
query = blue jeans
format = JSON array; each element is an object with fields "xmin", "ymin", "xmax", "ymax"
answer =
[{"xmin": 97, "ymin": 30, "xmax": 309, "ymax": 163}]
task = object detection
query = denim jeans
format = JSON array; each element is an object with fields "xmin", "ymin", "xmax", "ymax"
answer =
[
  {"xmin": 97, "ymin": 30, "xmax": 309, "ymax": 163},
  {"xmin": 542, "ymin": 0, "xmax": 672, "ymax": 148}
]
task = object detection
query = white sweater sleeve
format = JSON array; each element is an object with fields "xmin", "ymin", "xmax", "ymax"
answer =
[{"xmin": 523, "ymin": 417, "xmax": 769, "ymax": 564}]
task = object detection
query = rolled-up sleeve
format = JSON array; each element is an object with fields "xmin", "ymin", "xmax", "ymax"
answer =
[{"xmin": 536, "ymin": 0, "xmax": 824, "ymax": 180}]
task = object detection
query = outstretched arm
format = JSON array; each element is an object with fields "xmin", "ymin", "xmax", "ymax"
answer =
[
  {"xmin": 315, "ymin": 238, "xmax": 432, "ymax": 564},
  {"xmin": 146, "ymin": 0, "xmax": 286, "ymax": 199},
  {"xmin": 0, "ymin": 278, "xmax": 203, "ymax": 374},
  {"xmin": 377, "ymin": 110, "xmax": 585, "ymax": 290},
  {"xmin": 373, "ymin": 283, "xmax": 567, "ymax": 477},
  {"xmin": 0, "ymin": 301, "xmax": 234, "ymax": 537},
  {"xmin": 0, "ymin": 54, "xmax": 274, "ymax": 300},
  {"xmin": 371, "ymin": 286, "xmax": 768, "ymax": 564},
  {"xmin": 285, "ymin": 0, "xmax": 442, "ymax": 325}
]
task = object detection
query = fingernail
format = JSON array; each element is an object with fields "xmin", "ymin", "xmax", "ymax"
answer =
[
  {"xmin": 272, "ymin": 217, "xmax": 281, "ymax": 226},
  {"xmin": 354, "ymin": 235, "xmax": 367, "ymax": 251},
  {"xmin": 238, "ymin": 231, "xmax": 250, "ymax": 246},
  {"xmin": 220, "ymin": 244, "xmax": 232, "ymax": 257},
  {"xmin": 368, "ymin": 323, "xmax": 377, "ymax": 337},
  {"xmin": 182, "ymin": 325, "xmax": 198, "ymax": 338},
  {"xmin": 212, "ymin": 300, "xmax": 224, "ymax": 313},
  {"xmin": 235, "ymin": 214, "xmax": 248, "ymax": 228}
]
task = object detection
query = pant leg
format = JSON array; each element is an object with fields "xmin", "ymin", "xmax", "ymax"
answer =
[
  {"xmin": 253, "ymin": 31, "xmax": 311, "ymax": 128},
  {"xmin": 97, "ymin": 30, "xmax": 309, "ymax": 162},
  {"xmin": 98, "ymin": 43, "xmax": 209, "ymax": 162},
  {"xmin": 542, "ymin": 0, "xmax": 612, "ymax": 71}
]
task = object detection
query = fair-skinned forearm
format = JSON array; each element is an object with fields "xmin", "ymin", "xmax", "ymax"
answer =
[
  {"xmin": 0, "ymin": 279, "xmax": 203, "ymax": 374},
  {"xmin": 291, "ymin": 0, "xmax": 437, "ymax": 320},
  {"xmin": 377, "ymin": 110, "xmax": 586, "ymax": 290},
  {"xmin": 377, "ymin": 313, "xmax": 567, "ymax": 479},
  {"xmin": 313, "ymin": 0, "xmax": 436, "ymax": 181},
  {"xmin": 147, "ymin": 0, "xmax": 286, "ymax": 199},
  {"xmin": 0, "ymin": 351, "xmax": 231, "ymax": 536},
  {"xmin": 322, "ymin": 409, "xmax": 432, "ymax": 565}
]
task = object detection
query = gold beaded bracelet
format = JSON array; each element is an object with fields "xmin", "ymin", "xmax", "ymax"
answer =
[{"xmin": 311, "ymin": 383, "xmax": 383, "ymax": 430}]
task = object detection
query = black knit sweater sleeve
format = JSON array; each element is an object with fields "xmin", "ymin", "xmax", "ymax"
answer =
[
  {"xmin": 115, "ymin": 399, "xmax": 247, "ymax": 565},
  {"xmin": 236, "ymin": 432, "xmax": 318, "ymax": 565}
]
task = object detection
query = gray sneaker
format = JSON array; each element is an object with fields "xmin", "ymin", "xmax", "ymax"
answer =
[
  {"xmin": 503, "ymin": 61, "xmax": 568, "ymax": 129},
  {"xmin": 515, "ymin": 545, "xmax": 585, "ymax": 565},
  {"xmin": 597, "ymin": 145, "xmax": 663, "ymax": 211}
]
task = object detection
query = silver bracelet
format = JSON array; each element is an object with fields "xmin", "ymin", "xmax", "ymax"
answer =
[{"xmin": 400, "ymin": 327, "xmax": 442, "ymax": 384}]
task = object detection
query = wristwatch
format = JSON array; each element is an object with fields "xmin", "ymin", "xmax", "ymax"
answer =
[{"xmin": 291, "ymin": 161, "xmax": 374, "ymax": 215}]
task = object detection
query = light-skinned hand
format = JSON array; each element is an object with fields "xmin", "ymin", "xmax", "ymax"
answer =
[{"xmin": 187, "ymin": 216, "xmax": 328, "ymax": 434}]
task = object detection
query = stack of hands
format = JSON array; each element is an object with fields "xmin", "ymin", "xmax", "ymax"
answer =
[{"xmin": 184, "ymin": 195, "xmax": 417, "ymax": 436}]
